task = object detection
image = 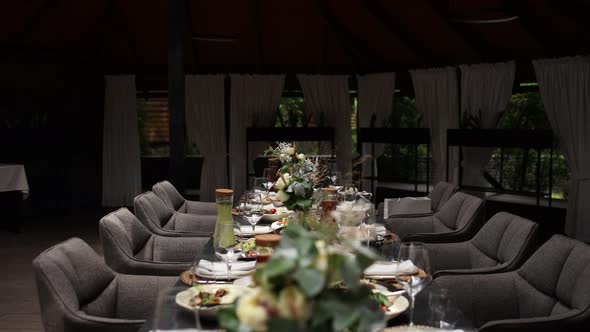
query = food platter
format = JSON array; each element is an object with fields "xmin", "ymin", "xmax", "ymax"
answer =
[{"xmin": 175, "ymin": 285, "xmax": 253, "ymax": 318}]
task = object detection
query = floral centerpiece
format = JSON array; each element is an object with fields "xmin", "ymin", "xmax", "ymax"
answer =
[
  {"xmin": 218, "ymin": 223, "xmax": 386, "ymax": 332},
  {"xmin": 264, "ymin": 142, "xmax": 324, "ymax": 211}
]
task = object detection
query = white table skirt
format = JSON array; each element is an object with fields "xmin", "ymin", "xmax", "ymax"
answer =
[{"xmin": 0, "ymin": 164, "xmax": 29, "ymax": 197}]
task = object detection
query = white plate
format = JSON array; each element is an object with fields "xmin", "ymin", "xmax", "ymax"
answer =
[
  {"xmin": 270, "ymin": 220, "xmax": 289, "ymax": 230},
  {"xmin": 373, "ymin": 290, "xmax": 409, "ymax": 320},
  {"xmin": 233, "ymin": 275, "xmax": 255, "ymax": 287},
  {"xmin": 175, "ymin": 285, "xmax": 253, "ymax": 318},
  {"xmin": 261, "ymin": 210, "xmax": 293, "ymax": 221},
  {"xmin": 236, "ymin": 225, "xmax": 273, "ymax": 236}
]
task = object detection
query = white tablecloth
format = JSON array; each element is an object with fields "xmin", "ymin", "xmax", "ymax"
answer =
[{"xmin": 0, "ymin": 164, "xmax": 29, "ymax": 198}]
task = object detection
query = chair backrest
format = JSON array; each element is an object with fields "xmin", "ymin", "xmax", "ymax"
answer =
[
  {"xmin": 152, "ymin": 180, "xmax": 186, "ymax": 212},
  {"xmin": 433, "ymin": 191, "xmax": 484, "ymax": 232},
  {"xmin": 133, "ymin": 191, "xmax": 175, "ymax": 231},
  {"xmin": 515, "ymin": 234, "xmax": 590, "ymax": 318},
  {"xmin": 428, "ymin": 181, "xmax": 459, "ymax": 211},
  {"xmin": 100, "ymin": 208, "xmax": 156, "ymax": 263},
  {"xmin": 32, "ymin": 238, "xmax": 118, "ymax": 331},
  {"xmin": 468, "ymin": 212, "xmax": 538, "ymax": 268}
]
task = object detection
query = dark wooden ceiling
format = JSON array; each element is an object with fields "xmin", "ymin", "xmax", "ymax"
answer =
[{"xmin": 2, "ymin": 0, "xmax": 589, "ymax": 81}]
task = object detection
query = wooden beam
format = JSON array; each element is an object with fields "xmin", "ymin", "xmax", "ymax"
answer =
[
  {"xmin": 419, "ymin": 0, "xmax": 496, "ymax": 63},
  {"xmin": 504, "ymin": 2, "xmax": 555, "ymax": 57},
  {"xmin": 168, "ymin": 0, "xmax": 187, "ymax": 192},
  {"xmin": 362, "ymin": 0, "xmax": 433, "ymax": 65},
  {"xmin": 14, "ymin": 0, "xmax": 59, "ymax": 43},
  {"xmin": 314, "ymin": 0, "xmax": 385, "ymax": 69},
  {"xmin": 185, "ymin": 0, "xmax": 196, "ymax": 72},
  {"xmin": 252, "ymin": 0, "xmax": 265, "ymax": 70}
]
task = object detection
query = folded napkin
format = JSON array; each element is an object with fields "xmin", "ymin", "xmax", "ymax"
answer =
[
  {"xmin": 236, "ymin": 225, "xmax": 272, "ymax": 236},
  {"xmin": 375, "ymin": 225, "xmax": 387, "ymax": 236},
  {"xmin": 196, "ymin": 260, "xmax": 256, "ymax": 279},
  {"xmin": 364, "ymin": 260, "xmax": 418, "ymax": 277}
]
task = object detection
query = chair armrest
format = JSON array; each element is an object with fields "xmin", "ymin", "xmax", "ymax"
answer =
[
  {"xmin": 432, "ymin": 273, "xmax": 519, "ymax": 327},
  {"xmin": 433, "ymin": 263, "xmax": 510, "ymax": 279},
  {"xmin": 425, "ymin": 242, "xmax": 471, "ymax": 273},
  {"xmin": 67, "ymin": 312, "xmax": 145, "ymax": 332},
  {"xmin": 172, "ymin": 213, "xmax": 216, "ymax": 233},
  {"xmin": 153, "ymin": 235, "xmax": 210, "ymax": 262},
  {"xmin": 479, "ymin": 309, "xmax": 590, "ymax": 332},
  {"xmin": 185, "ymin": 200, "xmax": 216, "ymax": 215},
  {"xmin": 384, "ymin": 215, "xmax": 435, "ymax": 237}
]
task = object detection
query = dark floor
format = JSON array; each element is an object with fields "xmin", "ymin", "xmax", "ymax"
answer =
[{"xmin": 0, "ymin": 208, "xmax": 112, "ymax": 332}]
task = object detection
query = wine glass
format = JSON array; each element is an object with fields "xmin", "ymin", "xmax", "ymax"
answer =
[
  {"xmin": 244, "ymin": 192, "xmax": 263, "ymax": 235},
  {"xmin": 361, "ymin": 203, "xmax": 376, "ymax": 246},
  {"xmin": 253, "ymin": 177, "xmax": 267, "ymax": 193},
  {"xmin": 214, "ymin": 223, "xmax": 241, "ymax": 280},
  {"xmin": 344, "ymin": 183, "xmax": 358, "ymax": 203},
  {"xmin": 262, "ymin": 168, "xmax": 275, "ymax": 191},
  {"xmin": 397, "ymin": 242, "xmax": 432, "ymax": 326},
  {"xmin": 328, "ymin": 171, "xmax": 342, "ymax": 190}
]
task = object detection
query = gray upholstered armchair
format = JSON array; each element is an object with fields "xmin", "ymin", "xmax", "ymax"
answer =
[
  {"xmin": 427, "ymin": 212, "xmax": 538, "ymax": 278},
  {"xmin": 100, "ymin": 208, "xmax": 210, "ymax": 276},
  {"xmin": 384, "ymin": 191, "xmax": 485, "ymax": 243},
  {"xmin": 134, "ymin": 191, "xmax": 216, "ymax": 237},
  {"xmin": 378, "ymin": 181, "xmax": 459, "ymax": 219},
  {"xmin": 433, "ymin": 235, "xmax": 590, "ymax": 331},
  {"xmin": 32, "ymin": 238, "xmax": 178, "ymax": 332},
  {"xmin": 153, "ymin": 180, "xmax": 216, "ymax": 215}
]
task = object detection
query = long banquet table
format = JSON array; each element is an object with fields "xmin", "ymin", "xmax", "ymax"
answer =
[{"xmin": 138, "ymin": 235, "xmax": 474, "ymax": 331}]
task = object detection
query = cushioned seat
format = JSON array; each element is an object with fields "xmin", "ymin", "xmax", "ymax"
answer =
[
  {"xmin": 384, "ymin": 191, "xmax": 485, "ymax": 243},
  {"xmin": 378, "ymin": 181, "xmax": 459, "ymax": 219},
  {"xmin": 433, "ymin": 235, "xmax": 590, "ymax": 331},
  {"xmin": 33, "ymin": 238, "xmax": 178, "ymax": 332},
  {"xmin": 153, "ymin": 180, "xmax": 216, "ymax": 215},
  {"xmin": 134, "ymin": 191, "xmax": 216, "ymax": 237},
  {"xmin": 100, "ymin": 208, "xmax": 210, "ymax": 276},
  {"xmin": 427, "ymin": 212, "xmax": 538, "ymax": 277}
]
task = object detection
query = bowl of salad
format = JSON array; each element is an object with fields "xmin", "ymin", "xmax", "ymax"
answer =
[
  {"xmin": 175, "ymin": 284, "xmax": 253, "ymax": 318},
  {"xmin": 235, "ymin": 238, "xmax": 257, "ymax": 260}
]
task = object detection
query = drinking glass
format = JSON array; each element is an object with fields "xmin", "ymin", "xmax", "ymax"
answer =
[
  {"xmin": 381, "ymin": 236, "xmax": 400, "ymax": 261},
  {"xmin": 344, "ymin": 183, "xmax": 358, "ymax": 203},
  {"xmin": 397, "ymin": 242, "xmax": 432, "ymax": 326},
  {"xmin": 328, "ymin": 171, "xmax": 342, "ymax": 189},
  {"xmin": 214, "ymin": 223, "xmax": 241, "ymax": 280},
  {"xmin": 244, "ymin": 192, "xmax": 263, "ymax": 234},
  {"xmin": 262, "ymin": 168, "xmax": 275, "ymax": 191},
  {"xmin": 428, "ymin": 288, "xmax": 463, "ymax": 329},
  {"xmin": 252, "ymin": 177, "xmax": 267, "ymax": 193}
]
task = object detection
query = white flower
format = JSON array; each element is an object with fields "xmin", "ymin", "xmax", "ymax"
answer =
[
  {"xmin": 297, "ymin": 153, "xmax": 305, "ymax": 161},
  {"xmin": 236, "ymin": 291, "xmax": 270, "ymax": 331},
  {"xmin": 277, "ymin": 286, "xmax": 310, "ymax": 321},
  {"xmin": 274, "ymin": 173, "xmax": 290, "ymax": 190},
  {"xmin": 276, "ymin": 190, "xmax": 291, "ymax": 202},
  {"xmin": 284, "ymin": 147, "xmax": 295, "ymax": 155}
]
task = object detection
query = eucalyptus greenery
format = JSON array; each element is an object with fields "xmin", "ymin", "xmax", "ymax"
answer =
[{"xmin": 218, "ymin": 223, "xmax": 385, "ymax": 332}]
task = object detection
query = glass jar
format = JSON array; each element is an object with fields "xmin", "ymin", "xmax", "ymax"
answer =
[
  {"xmin": 319, "ymin": 187, "xmax": 339, "ymax": 223},
  {"xmin": 214, "ymin": 189, "xmax": 234, "ymax": 247},
  {"xmin": 255, "ymin": 234, "xmax": 281, "ymax": 264}
]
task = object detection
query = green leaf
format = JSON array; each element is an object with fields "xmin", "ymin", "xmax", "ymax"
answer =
[
  {"xmin": 217, "ymin": 307, "xmax": 241, "ymax": 332},
  {"xmin": 339, "ymin": 255, "xmax": 362, "ymax": 290},
  {"xmin": 294, "ymin": 268, "xmax": 326, "ymax": 297},
  {"xmin": 267, "ymin": 317, "xmax": 304, "ymax": 331},
  {"xmin": 293, "ymin": 182, "xmax": 306, "ymax": 197},
  {"xmin": 260, "ymin": 257, "xmax": 296, "ymax": 279}
]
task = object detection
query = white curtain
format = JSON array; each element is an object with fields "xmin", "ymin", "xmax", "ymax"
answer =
[
  {"xmin": 229, "ymin": 75, "xmax": 285, "ymax": 195},
  {"xmin": 102, "ymin": 75, "xmax": 141, "ymax": 207},
  {"xmin": 297, "ymin": 75, "xmax": 353, "ymax": 176},
  {"xmin": 533, "ymin": 56, "xmax": 590, "ymax": 242},
  {"xmin": 185, "ymin": 75, "xmax": 227, "ymax": 202},
  {"xmin": 460, "ymin": 61, "xmax": 515, "ymax": 187},
  {"xmin": 357, "ymin": 73, "xmax": 396, "ymax": 193},
  {"xmin": 410, "ymin": 67, "xmax": 460, "ymax": 185}
]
